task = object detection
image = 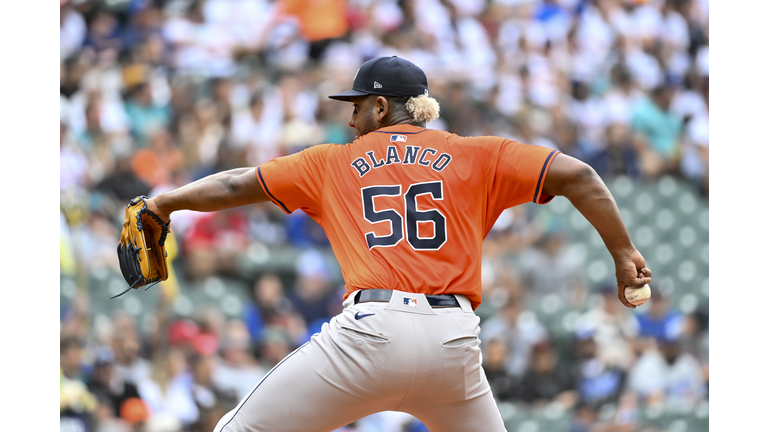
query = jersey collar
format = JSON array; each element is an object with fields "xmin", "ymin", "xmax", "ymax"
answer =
[{"xmin": 372, "ymin": 124, "xmax": 428, "ymax": 135}]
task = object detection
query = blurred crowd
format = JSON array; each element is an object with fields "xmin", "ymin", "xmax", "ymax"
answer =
[{"xmin": 59, "ymin": 0, "xmax": 709, "ymax": 431}]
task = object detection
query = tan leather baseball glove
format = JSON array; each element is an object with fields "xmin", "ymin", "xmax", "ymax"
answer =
[{"xmin": 115, "ymin": 196, "xmax": 170, "ymax": 298}]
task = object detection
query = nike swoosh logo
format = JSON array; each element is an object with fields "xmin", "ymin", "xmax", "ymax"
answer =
[{"xmin": 355, "ymin": 312, "xmax": 375, "ymax": 320}]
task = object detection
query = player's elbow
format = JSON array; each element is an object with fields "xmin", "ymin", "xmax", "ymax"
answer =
[
  {"xmin": 558, "ymin": 161, "xmax": 608, "ymax": 202},
  {"xmin": 573, "ymin": 162, "xmax": 600, "ymax": 185},
  {"xmin": 544, "ymin": 154, "xmax": 603, "ymax": 199},
  {"xmin": 221, "ymin": 171, "xmax": 243, "ymax": 195}
]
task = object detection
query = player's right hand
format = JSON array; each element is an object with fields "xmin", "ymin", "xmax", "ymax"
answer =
[{"xmin": 614, "ymin": 249, "xmax": 652, "ymax": 309}]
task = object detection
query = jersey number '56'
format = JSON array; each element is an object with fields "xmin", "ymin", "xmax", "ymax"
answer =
[{"xmin": 362, "ymin": 181, "xmax": 447, "ymax": 251}]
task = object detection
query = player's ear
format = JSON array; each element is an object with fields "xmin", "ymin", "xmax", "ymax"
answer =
[{"xmin": 375, "ymin": 96, "xmax": 388, "ymax": 122}]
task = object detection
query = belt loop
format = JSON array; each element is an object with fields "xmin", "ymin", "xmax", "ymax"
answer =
[
  {"xmin": 455, "ymin": 295, "xmax": 473, "ymax": 313},
  {"xmin": 344, "ymin": 290, "xmax": 361, "ymax": 309}
]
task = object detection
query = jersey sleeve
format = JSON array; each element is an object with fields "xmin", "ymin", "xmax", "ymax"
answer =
[
  {"xmin": 482, "ymin": 137, "xmax": 560, "ymax": 212},
  {"xmin": 256, "ymin": 144, "xmax": 332, "ymax": 219}
]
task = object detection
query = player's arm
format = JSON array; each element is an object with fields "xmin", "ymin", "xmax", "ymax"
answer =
[
  {"xmin": 145, "ymin": 167, "xmax": 269, "ymax": 223},
  {"xmin": 541, "ymin": 153, "xmax": 652, "ymax": 308}
]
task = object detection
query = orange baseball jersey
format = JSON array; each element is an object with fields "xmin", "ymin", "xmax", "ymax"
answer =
[{"xmin": 257, "ymin": 124, "xmax": 560, "ymax": 309}]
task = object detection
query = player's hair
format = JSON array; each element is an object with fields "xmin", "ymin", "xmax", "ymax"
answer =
[
  {"xmin": 405, "ymin": 94, "xmax": 440, "ymax": 123},
  {"xmin": 386, "ymin": 94, "xmax": 440, "ymax": 123}
]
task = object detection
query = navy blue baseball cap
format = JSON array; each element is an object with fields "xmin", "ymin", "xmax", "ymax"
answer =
[{"xmin": 328, "ymin": 56, "xmax": 429, "ymax": 101}]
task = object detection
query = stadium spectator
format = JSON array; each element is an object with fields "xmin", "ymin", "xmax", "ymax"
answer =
[
  {"xmin": 130, "ymin": 127, "xmax": 186, "ymax": 190},
  {"xmin": 277, "ymin": 0, "xmax": 349, "ymax": 63},
  {"xmin": 257, "ymin": 326, "xmax": 295, "ymax": 370},
  {"xmin": 213, "ymin": 319, "xmax": 266, "ymax": 401},
  {"xmin": 287, "ymin": 249, "xmax": 338, "ymax": 332},
  {"xmin": 86, "ymin": 346, "xmax": 143, "ymax": 418},
  {"xmin": 61, "ymin": 368, "xmax": 98, "ymax": 432},
  {"xmin": 630, "ymin": 83, "xmax": 684, "ymax": 178},
  {"xmin": 181, "ymin": 208, "xmax": 251, "ymax": 280},
  {"xmin": 111, "ymin": 314, "xmax": 153, "ymax": 385},
  {"xmin": 61, "ymin": 336, "xmax": 87, "ymax": 383},
  {"xmin": 577, "ymin": 285, "xmax": 640, "ymax": 370},
  {"xmin": 518, "ymin": 340, "xmax": 578, "ymax": 409},
  {"xmin": 588, "ymin": 123, "xmax": 642, "ymax": 179},
  {"xmin": 634, "ymin": 289, "xmax": 685, "ymax": 351},
  {"xmin": 93, "ymin": 147, "xmax": 152, "ymax": 203},
  {"xmin": 137, "ymin": 347, "xmax": 199, "ymax": 426},
  {"xmin": 680, "ymin": 308, "xmax": 709, "ymax": 367},
  {"xmin": 188, "ymin": 352, "xmax": 235, "ymax": 414},
  {"xmin": 119, "ymin": 397, "xmax": 151, "ymax": 432},
  {"xmin": 61, "ymin": 0, "xmax": 87, "ymax": 61},
  {"xmin": 482, "ymin": 338, "xmax": 523, "ymax": 403},
  {"xmin": 517, "ymin": 228, "xmax": 587, "ymax": 308},
  {"xmin": 480, "ymin": 296, "xmax": 548, "ymax": 377},
  {"xmin": 627, "ymin": 325, "xmax": 706, "ymax": 410},
  {"xmin": 569, "ymin": 327, "xmax": 628, "ymax": 411},
  {"xmin": 123, "ymin": 80, "xmax": 172, "ymax": 146}
]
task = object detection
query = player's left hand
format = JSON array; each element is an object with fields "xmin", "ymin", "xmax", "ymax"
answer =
[
  {"xmin": 614, "ymin": 249, "xmax": 652, "ymax": 309},
  {"xmin": 115, "ymin": 196, "xmax": 171, "ymax": 298}
]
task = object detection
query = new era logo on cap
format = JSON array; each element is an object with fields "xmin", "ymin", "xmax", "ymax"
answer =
[{"xmin": 374, "ymin": 81, "xmax": 382, "ymax": 89}]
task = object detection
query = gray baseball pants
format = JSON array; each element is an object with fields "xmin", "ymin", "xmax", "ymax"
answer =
[{"xmin": 213, "ymin": 289, "xmax": 507, "ymax": 432}]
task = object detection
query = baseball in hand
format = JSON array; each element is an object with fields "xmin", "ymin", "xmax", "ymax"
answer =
[{"xmin": 624, "ymin": 284, "xmax": 651, "ymax": 306}]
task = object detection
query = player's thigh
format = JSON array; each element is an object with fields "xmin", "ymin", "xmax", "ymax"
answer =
[
  {"xmin": 411, "ymin": 390, "xmax": 507, "ymax": 432},
  {"xmin": 213, "ymin": 325, "xmax": 392, "ymax": 432}
]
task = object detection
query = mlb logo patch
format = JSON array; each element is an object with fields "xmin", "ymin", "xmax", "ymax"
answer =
[
  {"xmin": 390, "ymin": 134, "xmax": 407, "ymax": 143},
  {"xmin": 403, "ymin": 297, "xmax": 418, "ymax": 307}
]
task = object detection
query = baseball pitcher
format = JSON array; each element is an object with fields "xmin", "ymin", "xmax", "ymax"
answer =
[{"xmin": 117, "ymin": 56, "xmax": 652, "ymax": 432}]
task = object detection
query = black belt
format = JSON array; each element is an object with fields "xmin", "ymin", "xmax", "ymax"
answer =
[{"xmin": 354, "ymin": 289, "xmax": 460, "ymax": 308}]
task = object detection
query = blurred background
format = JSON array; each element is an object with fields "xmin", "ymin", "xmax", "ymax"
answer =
[{"xmin": 59, "ymin": 0, "xmax": 709, "ymax": 431}]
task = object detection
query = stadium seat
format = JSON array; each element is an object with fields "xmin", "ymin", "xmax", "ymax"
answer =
[
  {"xmin": 677, "ymin": 260, "xmax": 698, "ymax": 285},
  {"xmin": 631, "ymin": 225, "xmax": 656, "ymax": 250},
  {"xmin": 699, "ymin": 277, "xmax": 709, "ymax": 299},
  {"xmin": 698, "ymin": 242, "xmax": 709, "ymax": 266},
  {"xmin": 237, "ymin": 244, "xmax": 303, "ymax": 279},
  {"xmin": 619, "ymin": 207, "xmax": 635, "ymax": 230},
  {"xmin": 550, "ymin": 310, "xmax": 581, "ymax": 340},
  {"xmin": 87, "ymin": 268, "xmax": 112, "ymax": 294},
  {"xmin": 676, "ymin": 225, "xmax": 699, "ymax": 250},
  {"xmin": 219, "ymin": 293, "xmax": 245, "ymax": 318},
  {"xmin": 638, "ymin": 402, "xmax": 709, "ymax": 431},
  {"xmin": 60, "ymin": 275, "xmax": 78, "ymax": 303},
  {"xmin": 537, "ymin": 403, "xmax": 571, "ymax": 431},
  {"xmin": 499, "ymin": 402, "xmax": 533, "ymax": 432},
  {"xmin": 633, "ymin": 191, "xmax": 657, "ymax": 220},
  {"xmin": 538, "ymin": 293, "xmax": 564, "ymax": 317},
  {"xmin": 656, "ymin": 175, "xmax": 680, "ymax": 200},
  {"xmin": 689, "ymin": 401, "xmax": 710, "ymax": 431},
  {"xmin": 172, "ymin": 293, "xmax": 195, "ymax": 318},
  {"xmin": 678, "ymin": 293, "xmax": 700, "ymax": 315},
  {"xmin": 548, "ymin": 196, "xmax": 570, "ymax": 215},
  {"xmin": 568, "ymin": 210, "xmax": 591, "ymax": 233},
  {"xmin": 497, "ymin": 401, "xmax": 519, "ymax": 420},
  {"xmin": 586, "ymin": 258, "xmax": 612, "ymax": 285},
  {"xmin": 677, "ymin": 191, "xmax": 701, "ymax": 217},
  {"xmin": 698, "ymin": 209, "xmax": 709, "ymax": 232},
  {"xmin": 516, "ymin": 418, "xmax": 541, "ymax": 432},
  {"xmin": 121, "ymin": 294, "xmax": 144, "ymax": 318},
  {"xmin": 609, "ymin": 176, "xmax": 635, "ymax": 200},
  {"xmin": 654, "ymin": 208, "xmax": 677, "ymax": 233},
  {"xmin": 652, "ymin": 243, "xmax": 676, "ymax": 269},
  {"xmin": 202, "ymin": 276, "xmax": 227, "ymax": 299}
]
